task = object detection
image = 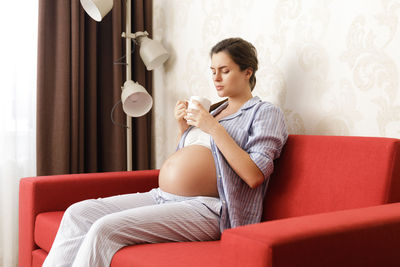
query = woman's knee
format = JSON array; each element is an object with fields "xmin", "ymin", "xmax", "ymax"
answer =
[
  {"xmin": 86, "ymin": 214, "xmax": 123, "ymax": 243},
  {"xmin": 64, "ymin": 199, "xmax": 97, "ymax": 223}
]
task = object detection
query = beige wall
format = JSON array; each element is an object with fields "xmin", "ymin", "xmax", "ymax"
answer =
[{"xmin": 152, "ymin": 0, "xmax": 400, "ymax": 168}]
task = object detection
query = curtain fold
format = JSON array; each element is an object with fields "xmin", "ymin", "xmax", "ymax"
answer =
[{"xmin": 37, "ymin": 0, "xmax": 153, "ymax": 175}]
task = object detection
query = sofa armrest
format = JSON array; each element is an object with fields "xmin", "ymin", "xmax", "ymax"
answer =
[
  {"xmin": 221, "ymin": 202, "xmax": 400, "ymax": 267},
  {"xmin": 19, "ymin": 169, "xmax": 159, "ymax": 267},
  {"xmin": 19, "ymin": 170, "xmax": 159, "ymax": 213}
]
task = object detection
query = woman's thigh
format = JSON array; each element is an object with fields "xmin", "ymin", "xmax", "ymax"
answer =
[
  {"xmin": 64, "ymin": 189, "xmax": 158, "ymax": 229},
  {"xmin": 89, "ymin": 198, "xmax": 221, "ymax": 245},
  {"xmin": 91, "ymin": 189, "xmax": 158, "ymax": 211}
]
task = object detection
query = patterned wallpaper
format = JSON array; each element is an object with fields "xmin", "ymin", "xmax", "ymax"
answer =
[{"xmin": 151, "ymin": 0, "xmax": 400, "ymax": 168}]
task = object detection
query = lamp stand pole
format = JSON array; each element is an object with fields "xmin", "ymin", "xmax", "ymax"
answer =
[
  {"xmin": 125, "ymin": 0, "xmax": 133, "ymax": 171},
  {"xmin": 80, "ymin": 0, "xmax": 167, "ymax": 171}
]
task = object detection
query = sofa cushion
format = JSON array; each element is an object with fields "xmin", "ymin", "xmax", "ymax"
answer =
[
  {"xmin": 34, "ymin": 211, "xmax": 221, "ymax": 266},
  {"xmin": 111, "ymin": 241, "xmax": 221, "ymax": 266},
  {"xmin": 34, "ymin": 211, "xmax": 64, "ymax": 252},
  {"xmin": 32, "ymin": 249, "xmax": 47, "ymax": 267}
]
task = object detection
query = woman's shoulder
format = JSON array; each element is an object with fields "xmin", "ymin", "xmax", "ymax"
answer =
[
  {"xmin": 251, "ymin": 100, "xmax": 288, "ymax": 135},
  {"xmin": 253, "ymin": 99, "xmax": 284, "ymax": 116}
]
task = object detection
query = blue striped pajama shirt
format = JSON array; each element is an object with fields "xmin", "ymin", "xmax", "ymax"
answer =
[{"xmin": 178, "ymin": 96, "xmax": 288, "ymax": 232}]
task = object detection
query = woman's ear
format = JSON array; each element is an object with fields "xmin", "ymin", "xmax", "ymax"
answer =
[{"xmin": 245, "ymin": 68, "xmax": 253, "ymax": 80}]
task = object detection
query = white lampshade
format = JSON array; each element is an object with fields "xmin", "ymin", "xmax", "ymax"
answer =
[
  {"xmin": 121, "ymin": 80, "xmax": 153, "ymax": 117},
  {"xmin": 137, "ymin": 36, "xmax": 169, "ymax": 71},
  {"xmin": 80, "ymin": 0, "xmax": 113, "ymax": 21}
]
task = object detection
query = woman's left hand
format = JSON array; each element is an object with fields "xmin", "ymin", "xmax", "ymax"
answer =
[{"xmin": 184, "ymin": 100, "xmax": 219, "ymax": 134}]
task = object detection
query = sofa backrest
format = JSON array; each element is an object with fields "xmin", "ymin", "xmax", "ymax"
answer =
[{"xmin": 262, "ymin": 135, "xmax": 400, "ymax": 221}]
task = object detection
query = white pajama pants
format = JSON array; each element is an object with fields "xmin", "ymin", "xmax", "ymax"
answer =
[{"xmin": 42, "ymin": 188, "xmax": 221, "ymax": 267}]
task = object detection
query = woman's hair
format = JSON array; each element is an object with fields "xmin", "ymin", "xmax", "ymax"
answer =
[{"xmin": 210, "ymin": 37, "xmax": 258, "ymax": 91}]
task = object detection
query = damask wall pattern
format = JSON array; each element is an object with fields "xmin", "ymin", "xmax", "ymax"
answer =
[{"xmin": 152, "ymin": 0, "xmax": 400, "ymax": 168}]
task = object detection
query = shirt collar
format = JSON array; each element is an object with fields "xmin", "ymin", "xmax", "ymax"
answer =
[
  {"xmin": 211, "ymin": 96, "xmax": 261, "ymax": 119},
  {"xmin": 240, "ymin": 96, "xmax": 261, "ymax": 110},
  {"xmin": 211, "ymin": 96, "xmax": 261, "ymax": 121}
]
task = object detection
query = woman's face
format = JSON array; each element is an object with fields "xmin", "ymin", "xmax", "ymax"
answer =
[{"xmin": 210, "ymin": 51, "xmax": 252, "ymax": 98}]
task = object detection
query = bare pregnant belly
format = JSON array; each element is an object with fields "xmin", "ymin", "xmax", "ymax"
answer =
[{"xmin": 158, "ymin": 145, "xmax": 218, "ymax": 197}]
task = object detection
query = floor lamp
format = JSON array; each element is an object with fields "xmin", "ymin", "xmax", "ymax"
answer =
[{"xmin": 80, "ymin": 0, "xmax": 169, "ymax": 171}]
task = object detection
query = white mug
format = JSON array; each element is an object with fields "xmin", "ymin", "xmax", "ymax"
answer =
[
  {"xmin": 186, "ymin": 96, "xmax": 211, "ymax": 122},
  {"xmin": 187, "ymin": 96, "xmax": 211, "ymax": 111}
]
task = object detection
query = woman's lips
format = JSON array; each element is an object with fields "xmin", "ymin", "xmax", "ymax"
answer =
[{"xmin": 215, "ymin": 85, "xmax": 224, "ymax": 91}]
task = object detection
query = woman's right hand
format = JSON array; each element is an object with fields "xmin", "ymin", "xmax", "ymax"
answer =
[{"xmin": 174, "ymin": 100, "xmax": 189, "ymax": 134}]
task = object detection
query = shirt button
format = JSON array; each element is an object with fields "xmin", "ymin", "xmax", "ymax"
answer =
[{"xmin": 222, "ymin": 201, "xmax": 226, "ymax": 204}]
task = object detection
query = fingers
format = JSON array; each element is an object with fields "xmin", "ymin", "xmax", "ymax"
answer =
[
  {"xmin": 176, "ymin": 110, "xmax": 186, "ymax": 118},
  {"xmin": 185, "ymin": 100, "xmax": 207, "ymax": 123},
  {"xmin": 175, "ymin": 99, "xmax": 207, "ymax": 127},
  {"xmin": 175, "ymin": 100, "xmax": 187, "ymax": 111},
  {"xmin": 184, "ymin": 112, "xmax": 194, "ymax": 123},
  {"xmin": 175, "ymin": 100, "xmax": 189, "ymax": 120},
  {"xmin": 176, "ymin": 100, "xmax": 188, "ymax": 108}
]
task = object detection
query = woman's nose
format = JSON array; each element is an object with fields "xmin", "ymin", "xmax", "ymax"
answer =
[{"xmin": 214, "ymin": 72, "xmax": 222, "ymax": 81}]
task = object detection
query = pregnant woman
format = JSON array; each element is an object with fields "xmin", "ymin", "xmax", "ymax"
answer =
[{"xmin": 43, "ymin": 37, "xmax": 288, "ymax": 267}]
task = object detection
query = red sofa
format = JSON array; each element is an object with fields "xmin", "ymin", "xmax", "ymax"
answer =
[{"xmin": 19, "ymin": 135, "xmax": 400, "ymax": 267}]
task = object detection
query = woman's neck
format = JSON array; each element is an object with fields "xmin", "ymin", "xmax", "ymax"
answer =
[{"xmin": 227, "ymin": 92, "xmax": 253, "ymax": 112}]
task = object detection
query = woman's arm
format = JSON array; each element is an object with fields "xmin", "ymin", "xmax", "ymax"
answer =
[
  {"xmin": 186, "ymin": 100, "xmax": 287, "ymax": 188},
  {"xmin": 186, "ymin": 101, "xmax": 268, "ymax": 188},
  {"xmin": 209, "ymin": 124, "xmax": 264, "ymax": 188},
  {"xmin": 174, "ymin": 100, "xmax": 189, "ymax": 146}
]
